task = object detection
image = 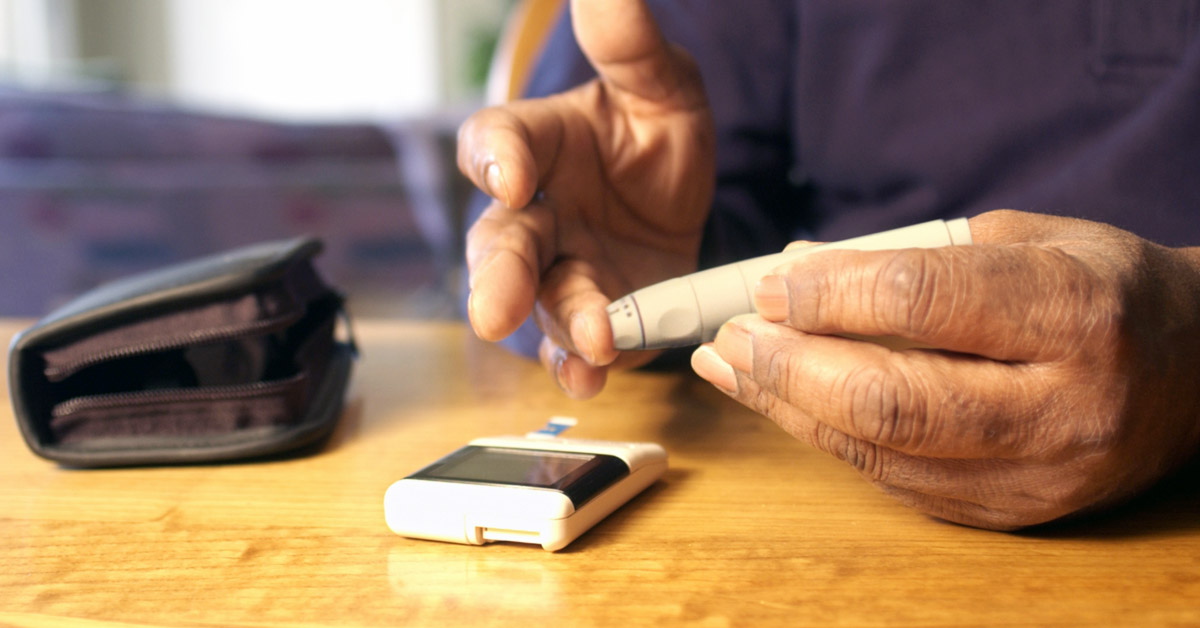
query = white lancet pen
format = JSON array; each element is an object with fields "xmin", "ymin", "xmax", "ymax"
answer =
[{"xmin": 606, "ymin": 218, "xmax": 974, "ymax": 351}]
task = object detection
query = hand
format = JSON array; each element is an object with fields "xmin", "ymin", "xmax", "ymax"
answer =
[
  {"xmin": 457, "ymin": 0, "xmax": 715, "ymax": 398},
  {"xmin": 691, "ymin": 209, "xmax": 1200, "ymax": 529}
]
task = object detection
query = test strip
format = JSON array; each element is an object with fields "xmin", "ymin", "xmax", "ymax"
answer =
[{"xmin": 526, "ymin": 416, "xmax": 578, "ymax": 439}]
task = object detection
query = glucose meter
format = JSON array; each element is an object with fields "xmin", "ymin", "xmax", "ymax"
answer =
[{"xmin": 384, "ymin": 436, "xmax": 667, "ymax": 551}]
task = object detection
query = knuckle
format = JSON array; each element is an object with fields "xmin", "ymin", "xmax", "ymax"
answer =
[
  {"xmin": 536, "ymin": 259, "xmax": 593, "ymax": 315},
  {"xmin": 748, "ymin": 386, "xmax": 789, "ymax": 427},
  {"xmin": 469, "ymin": 219, "xmax": 543, "ymax": 280},
  {"xmin": 1023, "ymin": 247, "xmax": 1126, "ymax": 354},
  {"xmin": 497, "ymin": 222, "xmax": 542, "ymax": 265},
  {"xmin": 874, "ymin": 249, "xmax": 951, "ymax": 338},
  {"xmin": 836, "ymin": 364, "xmax": 929, "ymax": 450},
  {"xmin": 465, "ymin": 208, "xmax": 499, "ymax": 242},
  {"xmin": 817, "ymin": 422, "xmax": 890, "ymax": 482},
  {"xmin": 759, "ymin": 344, "xmax": 800, "ymax": 405},
  {"xmin": 1075, "ymin": 279, "xmax": 1125, "ymax": 348},
  {"xmin": 739, "ymin": 345, "xmax": 806, "ymax": 431}
]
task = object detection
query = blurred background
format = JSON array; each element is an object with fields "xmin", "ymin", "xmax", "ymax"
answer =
[{"xmin": 0, "ymin": 0, "xmax": 546, "ymax": 319}]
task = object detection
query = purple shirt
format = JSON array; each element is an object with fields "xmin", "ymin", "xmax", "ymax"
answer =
[{"xmin": 518, "ymin": 0, "xmax": 1200, "ymax": 263}]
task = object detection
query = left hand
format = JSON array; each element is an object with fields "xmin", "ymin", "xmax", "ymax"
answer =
[
  {"xmin": 457, "ymin": 0, "xmax": 715, "ymax": 399},
  {"xmin": 691, "ymin": 209, "xmax": 1200, "ymax": 530}
]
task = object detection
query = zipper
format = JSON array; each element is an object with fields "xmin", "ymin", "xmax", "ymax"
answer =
[
  {"xmin": 43, "ymin": 313, "xmax": 300, "ymax": 383},
  {"xmin": 50, "ymin": 373, "xmax": 306, "ymax": 418}
]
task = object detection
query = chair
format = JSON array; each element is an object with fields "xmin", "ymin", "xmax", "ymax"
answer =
[{"xmin": 485, "ymin": 0, "xmax": 566, "ymax": 104}]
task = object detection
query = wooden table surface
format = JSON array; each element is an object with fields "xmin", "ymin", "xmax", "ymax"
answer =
[{"xmin": 2, "ymin": 318, "xmax": 1199, "ymax": 627}]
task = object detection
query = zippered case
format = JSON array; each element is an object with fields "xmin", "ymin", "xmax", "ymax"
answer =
[{"xmin": 8, "ymin": 237, "xmax": 355, "ymax": 467}]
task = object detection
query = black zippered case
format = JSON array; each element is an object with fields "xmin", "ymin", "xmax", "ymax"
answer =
[{"xmin": 8, "ymin": 237, "xmax": 356, "ymax": 467}]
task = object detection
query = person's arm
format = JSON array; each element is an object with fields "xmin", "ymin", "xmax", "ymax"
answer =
[{"xmin": 692, "ymin": 209, "xmax": 1200, "ymax": 529}]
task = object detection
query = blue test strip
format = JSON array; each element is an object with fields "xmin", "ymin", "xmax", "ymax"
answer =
[{"xmin": 528, "ymin": 416, "xmax": 577, "ymax": 438}]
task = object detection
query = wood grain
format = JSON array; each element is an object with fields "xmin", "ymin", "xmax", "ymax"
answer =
[{"xmin": 2, "ymin": 319, "xmax": 1199, "ymax": 627}]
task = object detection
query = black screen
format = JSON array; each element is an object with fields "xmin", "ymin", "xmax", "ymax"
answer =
[
  {"xmin": 409, "ymin": 445, "xmax": 631, "ymax": 507},
  {"xmin": 426, "ymin": 447, "xmax": 594, "ymax": 487}
]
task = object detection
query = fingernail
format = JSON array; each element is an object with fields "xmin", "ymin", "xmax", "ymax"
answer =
[
  {"xmin": 550, "ymin": 344, "xmax": 571, "ymax": 393},
  {"xmin": 485, "ymin": 163, "xmax": 511, "ymax": 207},
  {"xmin": 466, "ymin": 288, "xmax": 498, "ymax": 341},
  {"xmin": 754, "ymin": 275, "xmax": 789, "ymax": 321},
  {"xmin": 691, "ymin": 345, "xmax": 738, "ymax": 394},
  {"xmin": 466, "ymin": 290, "xmax": 479, "ymax": 331},
  {"xmin": 570, "ymin": 313, "xmax": 598, "ymax": 365}
]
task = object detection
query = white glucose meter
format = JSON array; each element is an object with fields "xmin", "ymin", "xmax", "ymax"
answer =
[{"xmin": 384, "ymin": 436, "xmax": 668, "ymax": 551}]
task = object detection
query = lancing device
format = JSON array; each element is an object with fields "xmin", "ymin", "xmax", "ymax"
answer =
[{"xmin": 606, "ymin": 218, "xmax": 973, "ymax": 351}]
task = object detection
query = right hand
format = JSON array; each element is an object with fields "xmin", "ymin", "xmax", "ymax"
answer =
[{"xmin": 457, "ymin": 0, "xmax": 715, "ymax": 398}]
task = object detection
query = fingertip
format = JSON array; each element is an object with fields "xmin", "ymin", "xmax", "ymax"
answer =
[
  {"xmin": 466, "ymin": 290, "xmax": 503, "ymax": 342},
  {"xmin": 467, "ymin": 251, "xmax": 537, "ymax": 342},
  {"xmin": 484, "ymin": 163, "xmax": 512, "ymax": 208},
  {"xmin": 690, "ymin": 344, "xmax": 738, "ymax": 395},
  {"xmin": 483, "ymin": 151, "xmax": 539, "ymax": 209},
  {"xmin": 559, "ymin": 356, "xmax": 608, "ymax": 400},
  {"xmin": 505, "ymin": 148, "xmax": 541, "ymax": 209},
  {"xmin": 458, "ymin": 106, "xmax": 542, "ymax": 209},
  {"xmin": 486, "ymin": 154, "xmax": 541, "ymax": 210},
  {"xmin": 569, "ymin": 310, "xmax": 618, "ymax": 367},
  {"xmin": 541, "ymin": 336, "xmax": 607, "ymax": 399}
]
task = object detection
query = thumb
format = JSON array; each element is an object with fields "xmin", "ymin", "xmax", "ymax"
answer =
[{"xmin": 570, "ymin": 0, "xmax": 705, "ymax": 107}]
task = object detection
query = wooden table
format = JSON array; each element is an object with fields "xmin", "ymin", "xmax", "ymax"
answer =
[{"xmin": 2, "ymin": 318, "xmax": 1199, "ymax": 627}]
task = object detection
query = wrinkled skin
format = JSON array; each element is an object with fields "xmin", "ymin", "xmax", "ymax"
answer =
[
  {"xmin": 459, "ymin": 0, "xmax": 1200, "ymax": 529},
  {"xmin": 457, "ymin": 0, "xmax": 714, "ymax": 399},
  {"xmin": 692, "ymin": 211, "xmax": 1200, "ymax": 529}
]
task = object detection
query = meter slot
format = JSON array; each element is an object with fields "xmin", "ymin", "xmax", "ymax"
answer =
[{"xmin": 480, "ymin": 527, "xmax": 541, "ymax": 544}]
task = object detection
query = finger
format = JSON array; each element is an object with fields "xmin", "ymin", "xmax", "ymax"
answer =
[
  {"xmin": 708, "ymin": 316, "xmax": 1044, "ymax": 459},
  {"xmin": 570, "ymin": 0, "xmax": 706, "ymax": 109},
  {"xmin": 754, "ymin": 243, "xmax": 1113, "ymax": 362},
  {"xmin": 465, "ymin": 200, "xmax": 558, "ymax": 341},
  {"xmin": 691, "ymin": 343, "xmax": 909, "ymax": 472},
  {"xmin": 534, "ymin": 257, "xmax": 663, "ymax": 382},
  {"xmin": 533, "ymin": 258, "xmax": 620, "ymax": 367},
  {"xmin": 691, "ymin": 342, "xmax": 1048, "ymax": 527},
  {"xmin": 538, "ymin": 335, "xmax": 608, "ymax": 399},
  {"xmin": 455, "ymin": 99, "xmax": 568, "ymax": 209}
]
